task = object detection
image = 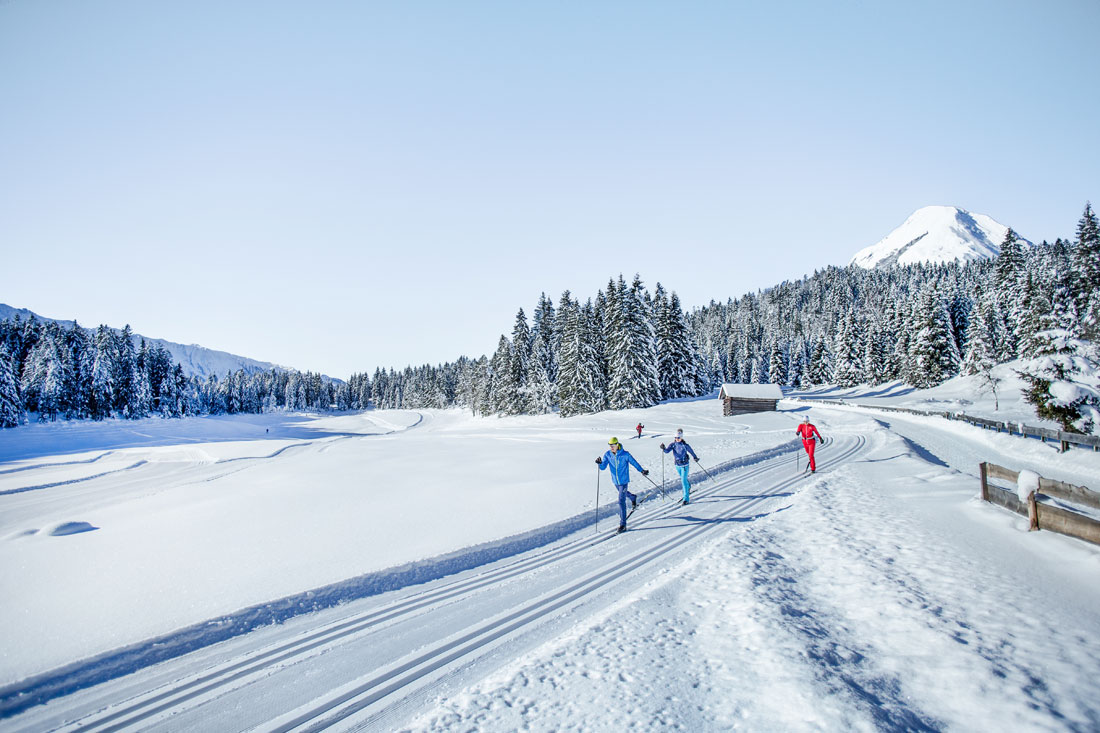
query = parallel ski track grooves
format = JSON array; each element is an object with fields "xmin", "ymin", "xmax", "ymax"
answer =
[
  {"xmin": 287, "ymin": 435, "xmax": 866, "ymax": 733},
  {"xmin": 60, "ymin": 436, "xmax": 865, "ymax": 733}
]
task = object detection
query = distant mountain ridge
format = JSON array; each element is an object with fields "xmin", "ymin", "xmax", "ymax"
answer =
[
  {"xmin": 0, "ymin": 304, "xmax": 288, "ymax": 379},
  {"xmin": 850, "ymin": 206, "xmax": 1033, "ymax": 269}
]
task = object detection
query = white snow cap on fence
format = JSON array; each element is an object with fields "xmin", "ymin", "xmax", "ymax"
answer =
[{"xmin": 1016, "ymin": 469, "xmax": 1040, "ymax": 504}]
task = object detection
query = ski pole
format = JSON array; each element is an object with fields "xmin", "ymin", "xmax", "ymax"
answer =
[
  {"xmin": 595, "ymin": 467, "xmax": 600, "ymax": 534},
  {"xmin": 661, "ymin": 453, "xmax": 666, "ymax": 498},
  {"xmin": 694, "ymin": 459, "xmax": 716, "ymax": 483}
]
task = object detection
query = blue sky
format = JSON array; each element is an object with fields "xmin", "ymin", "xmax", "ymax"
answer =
[{"xmin": 1, "ymin": 0, "xmax": 1097, "ymax": 377}]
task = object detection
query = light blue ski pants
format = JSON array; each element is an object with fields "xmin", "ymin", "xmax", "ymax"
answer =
[
  {"xmin": 615, "ymin": 483, "xmax": 636, "ymax": 526},
  {"xmin": 677, "ymin": 464, "xmax": 691, "ymax": 502}
]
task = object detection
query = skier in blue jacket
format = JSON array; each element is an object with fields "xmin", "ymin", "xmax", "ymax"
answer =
[
  {"xmin": 596, "ymin": 437, "xmax": 649, "ymax": 532},
  {"xmin": 661, "ymin": 429, "xmax": 699, "ymax": 504}
]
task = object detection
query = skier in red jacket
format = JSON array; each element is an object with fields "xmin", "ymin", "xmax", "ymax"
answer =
[{"xmin": 796, "ymin": 415, "xmax": 824, "ymax": 472}]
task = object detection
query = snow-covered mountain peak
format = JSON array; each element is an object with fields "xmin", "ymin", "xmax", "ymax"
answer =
[{"xmin": 850, "ymin": 205, "xmax": 1031, "ymax": 269}]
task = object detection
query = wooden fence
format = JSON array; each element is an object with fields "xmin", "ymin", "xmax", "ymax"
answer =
[
  {"xmin": 979, "ymin": 462, "xmax": 1100, "ymax": 546},
  {"xmin": 797, "ymin": 398, "xmax": 1100, "ymax": 452}
]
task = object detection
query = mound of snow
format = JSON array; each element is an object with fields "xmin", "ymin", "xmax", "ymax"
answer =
[{"xmin": 44, "ymin": 521, "xmax": 99, "ymax": 537}]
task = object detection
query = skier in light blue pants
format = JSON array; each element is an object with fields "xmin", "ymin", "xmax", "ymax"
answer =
[
  {"xmin": 661, "ymin": 429, "xmax": 699, "ymax": 504},
  {"xmin": 596, "ymin": 436, "xmax": 649, "ymax": 532}
]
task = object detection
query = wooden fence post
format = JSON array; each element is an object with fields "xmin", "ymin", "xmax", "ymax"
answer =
[
  {"xmin": 979, "ymin": 462, "xmax": 989, "ymax": 502},
  {"xmin": 1028, "ymin": 491, "xmax": 1039, "ymax": 531}
]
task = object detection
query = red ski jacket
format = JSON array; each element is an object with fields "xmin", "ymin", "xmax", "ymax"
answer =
[{"xmin": 796, "ymin": 423, "xmax": 822, "ymax": 442}]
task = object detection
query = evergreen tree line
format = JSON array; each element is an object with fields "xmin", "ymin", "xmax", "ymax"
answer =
[
  {"xmin": 351, "ymin": 204, "xmax": 1099, "ymax": 430},
  {"xmin": 0, "ymin": 317, "xmax": 347, "ymax": 427},
  {"xmin": 350, "ymin": 277, "xmax": 713, "ymax": 418},
  {"xmin": 689, "ymin": 205, "xmax": 1098, "ymax": 394}
]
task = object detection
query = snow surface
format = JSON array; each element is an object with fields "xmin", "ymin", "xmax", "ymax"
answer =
[
  {"xmin": 849, "ymin": 205, "xmax": 1032, "ymax": 269},
  {"xmin": 1, "ymin": 376, "xmax": 1099, "ymax": 731}
]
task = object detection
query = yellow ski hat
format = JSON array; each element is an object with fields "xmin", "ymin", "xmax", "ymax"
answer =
[{"xmin": 608, "ymin": 437, "xmax": 620, "ymax": 445}]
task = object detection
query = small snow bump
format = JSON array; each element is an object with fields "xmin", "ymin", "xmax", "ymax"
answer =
[{"xmin": 44, "ymin": 521, "xmax": 99, "ymax": 537}]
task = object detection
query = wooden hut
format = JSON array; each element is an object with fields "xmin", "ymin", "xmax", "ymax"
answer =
[{"xmin": 719, "ymin": 384, "xmax": 783, "ymax": 416}]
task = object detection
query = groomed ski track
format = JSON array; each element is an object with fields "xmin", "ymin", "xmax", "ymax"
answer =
[{"xmin": 3, "ymin": 432, "xmax": 868, "ymax": 732}]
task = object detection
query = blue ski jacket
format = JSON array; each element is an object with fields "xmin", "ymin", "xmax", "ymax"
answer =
[
  {"xmin": 599, "ymin": 448, "xmax": 644, "ymax": 485},
  {"xmin": 663, "ymin": 440, "xmax": 698, "ymax": 466}
]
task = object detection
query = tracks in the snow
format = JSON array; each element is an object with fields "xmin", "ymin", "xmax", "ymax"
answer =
[{"xmin": 20, "ymin": 435, "xmax": 867, "ymax": 732}]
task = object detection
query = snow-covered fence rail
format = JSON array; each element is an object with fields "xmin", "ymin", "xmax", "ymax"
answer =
[
  {"xmin": 979, "ymin": 462, "xmax": 1100, "ymax": 546},
  {"xmin": 800, "ymin": 398, "xmax": 1100, "ymax": 452}
]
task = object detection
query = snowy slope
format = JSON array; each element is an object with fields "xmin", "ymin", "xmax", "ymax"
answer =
[
  {"xmin": 850, "ymin": 205, "xmax": 1032, "ymax": 269},
  {"xmin": 1, "ymin": 388, "xmax": 1098, "ymax": 731},
  {"xmin": 0, "ymin": 303, "xmax": 289, "ymax": 378}
]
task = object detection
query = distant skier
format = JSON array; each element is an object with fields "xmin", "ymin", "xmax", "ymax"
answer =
[
  {"xmin": 660, "ymin": 429, "xmax": 699, "ymax": 504},
  {"xmin": 596, "ymin": 437, "xmax": 649, "ymax": 532},
  {"xmin": 636, "ymin": 423, "xmax": 644, "ymax": 439},
  {"xmin": 796, "ymin": 415, "xmax": 824, "ymax": 473}
]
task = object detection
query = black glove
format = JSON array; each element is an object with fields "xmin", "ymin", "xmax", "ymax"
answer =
[
  {"xmin": 660, "ymin": 443, "xmax": 666, "ymax": 450},
  {"xmin": 642, "ymin": 469, "xmax": 649, "ymax": 476},
  {"xmin": 595, "ymin": 457, "xmax": 602, "ymax": 465},
  {"xmin": 693, "ymin": 457, "xmax": 700, "ymax": 462}
]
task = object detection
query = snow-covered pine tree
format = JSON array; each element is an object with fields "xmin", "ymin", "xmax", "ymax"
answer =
[
  {"xmin": 1013, "ymin": 272, "xmax": 1047, "ymax": 359},
  {"xmin": 725, "ymin": 335, "xmax": 740, "ymax": 384},
  {"xmin": 669, "ymin": 292, "xmax": 707, "ymax": 396},
  {"xmin": 653, "ymin": 284, "xmax": 676, "ymax": 400},
  {"xmin": 767, "ymin": 339, "xmax": 786, "ymax": 386},
  {"xmin": 1017, "ymin": 328, "xmax": 1100, "ymax": 434},
  {"xmin": 529, "ymin": 294, "xmax": 557, "ymax": 413},
  {"xmin": 654, "ymin": 285, "xmax": 699, "ymax": 400},
  {"xmin": 63, "ymin": 322, "xmax": 90, "ymax": 419},
  {"xmin": 112, "ymin": 326, "xmax": 140, "ymax": 418},
  {"xmin": 993, "ymin": 230, "xmax": 1026, "ymax": 358},
  {"xmin": 554, "ymin": 293, "xmax": 580, "ymax": 416},
  {"xmin": 557, "ymin": 294, "xmax": 606, "ymax": 417},
  {"xmin": 908, "ymin": 285, "xmax": 961, "ymax": 388},
  {"xmin": 133, "ymin": 339, "xmax": 152, "ymax": 418},
  {"xmin": 961, "ymin": 293, "xmax": 998, "ymax": 377},
  {"xmin": 87, "ymin": 325, "xmax": 114, "ymax": 419},
  {"xmin": 995, "ymin": 228, "xmax": 1026, "ymax": 287},
  {"xmin": 489, "ymin": 335, "xmax": 516, "ymax": 415},
  {"xmin": 603, "ymin": 277, "xmax": 629, "ymax": 409},
  {"xmin": 577, "ymin": 299, "xmax": 607, "ymax": 413},
  {"xmin": 507, "ymin": 309, "xmax": 532, "ymax": 414},
  {"xmin": 946, "ymin": 286, "xmax": 971, "ymax": 360},
  {"xmin": 786, "ymin": 339, "xmax": 806, "ymax": 388},
  {"xmin": 831, "ymin": 310, "xmax": 863, "ymax": 388},
  {"xmin": 468, "ymin": 357, "xmax": 492, "ymax": 416},
  {"xmin": 1074, "ymin": 202, "xmax": 1100, "ymax": 340},
  {"xmin": 0, "ymin": 345, "xmax": 24, "ymax": 427},
  {"xmin": 605, "ymin": 275, "xmax": 660, "ymax": 409},
  {"xmin": 20, "ymin": 329, "xmax": 65, "ymax": 421},
  {"xmin": 861, "ymin": 323, "xmax": 887, "ymax": 385}
]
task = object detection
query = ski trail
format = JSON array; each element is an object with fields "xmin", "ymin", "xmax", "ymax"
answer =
[
  {"xmin": 1, "ymin": 436, "xmax": 868, "ymax": 730},
  {"xmin": 0, "ymin": 461, "xmax": 149, "ymax": 497}
]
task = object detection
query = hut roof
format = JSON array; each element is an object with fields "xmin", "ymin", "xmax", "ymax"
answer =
[{"xmin": 719, "ymin": 384, "xmax": 783, "ymax": 400}]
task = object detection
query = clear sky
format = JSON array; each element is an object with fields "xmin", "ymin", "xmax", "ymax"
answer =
[{"xmin": 2, "ymin": 1, "xmax": 1097, "ymax": 378}]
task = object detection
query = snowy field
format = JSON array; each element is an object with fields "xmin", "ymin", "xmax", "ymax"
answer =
[{"xmin": 2, "ymin": 373, "xmax": 1099, "ymax": 731}]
